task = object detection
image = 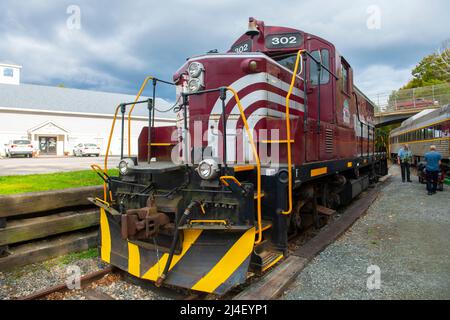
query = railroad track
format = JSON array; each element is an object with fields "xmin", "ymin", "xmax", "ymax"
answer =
[
  {"xmin": 13, "ymin": 178, "xmax": 390, "ymax": 301},
  {"xmin": 17, "ymin": 266, "xmax": 207, "ymax": 301},
  {"xmin": 17, "ymin": 267, "xmax": 115, "ymax": 300}
]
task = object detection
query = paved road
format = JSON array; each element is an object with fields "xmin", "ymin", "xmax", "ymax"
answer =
[
  {"xmin": 282, "ymin": 165, "xmax": 450, "ymax": 300},
  {"xmin": 0, "ymin": 156, "xmax": 121, "ymax": 176}
]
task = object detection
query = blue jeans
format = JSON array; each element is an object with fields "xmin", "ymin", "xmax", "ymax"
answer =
[
  {"xmin": 426, "ymin": 170, "xmax": 439, "ymax": 193},
  {"xmin": 400, "ymin": 161, "xmax": 411, "ymax": 182}
]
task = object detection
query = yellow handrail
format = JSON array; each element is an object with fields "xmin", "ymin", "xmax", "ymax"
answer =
[
  {"xmin": 281, "ymin": 50, "xmax": 304, "ymax": 215},
  {"xmin": 101, "ymin": 104, "xmax": 122, "ymax": 200},
  {"xmin": 219, "ymin": 175, "xmax": 242, "ymax": 187},
  {"xmin": 226, "ymin": 87, "xmax": 263, "ymax": 244},
  {"xmin": 127, "ymin": 76, "xmax": 155, "ymax": 157},
  {"xmin": 189, "ymin": 220, "xmax": 228, "ymax": 225}
]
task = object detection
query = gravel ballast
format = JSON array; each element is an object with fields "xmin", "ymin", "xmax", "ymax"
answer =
[
  {"xmin": 0, "ymin": 253, "xmax": 106, "ymax": 299},
  {"xmin": 282, "ymin": 165, "xmax": 450, "ymax": 300}
]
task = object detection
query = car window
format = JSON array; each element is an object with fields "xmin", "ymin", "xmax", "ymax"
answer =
[{"xmin": 13, "ymin": 140, "xmax": 31, "ymax": 145}]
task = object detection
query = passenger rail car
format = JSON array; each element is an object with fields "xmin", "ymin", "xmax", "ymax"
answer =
[
  {"xmin": 390, "ymin": 104, "xmax": 450, "ymax": 164},
  {"xmin": 91, "ymin": 18, "xmax": 388, "ymax": 295}
]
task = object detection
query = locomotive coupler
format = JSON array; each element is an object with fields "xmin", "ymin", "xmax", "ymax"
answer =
[{"xmin": 120, "ymin": 197, "xmax": 170, "ymax": 240}]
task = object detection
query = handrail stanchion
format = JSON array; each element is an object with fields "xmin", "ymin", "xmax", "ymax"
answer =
[
  {"xmin": 147, "ymin": 99, "xmax": 153, "ymax": 164},
  {"xmin": 127, "ymin": 76, "xmax": 154, "ymax": 157},
  {"xmin": 220, "ymin": 88, "xmax": 228, "ymax": 173},
  {"xmin": 120, "ymin": 104, "xmax": 126, "ymax": 160},
  {"xmin": 151, "ymin": 78, "xmax": 157, "ymax": 127},
  {"xmin": 127, "ymin": 76, "xmax": 176, "ymax": 157},
  {"xmin": 226, "ymin": 87, "xmax": 263, "ymax": 244}
]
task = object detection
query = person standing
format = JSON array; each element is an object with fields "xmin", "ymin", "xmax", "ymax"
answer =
[
  {"xmin": 397, "ymin": 144, "xmax": 412, "ymax": 183},
  {"xmin": 424, "ymin": 145, "xmax": 442, "ymax": 195}
]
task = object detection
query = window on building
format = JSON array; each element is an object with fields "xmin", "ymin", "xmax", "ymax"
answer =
[
  {"xmin": 310, "ymin": 49, "xmax": 330, "ymax": 85},
  {"xmin": 3, "ymin": 68, "xmax": 14, "ymax": 77}
]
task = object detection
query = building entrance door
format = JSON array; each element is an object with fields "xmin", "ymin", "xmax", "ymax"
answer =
[{"xmin": 39, "ymin": 136, "xmax": 57, "ymax": 155}]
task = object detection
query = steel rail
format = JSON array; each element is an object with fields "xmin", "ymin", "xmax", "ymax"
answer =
[{"xmin": 17, "ymin": 266, "xmax": 114, "ymax": 300}]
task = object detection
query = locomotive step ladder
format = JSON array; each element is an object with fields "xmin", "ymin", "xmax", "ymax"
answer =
[
  {"xmin": 251, "ymin": 245, "xmax": 284, "ymax": 273},
  {"xmin": 250, "ymin": 219, "xmax": 283, "ymax": 273}
]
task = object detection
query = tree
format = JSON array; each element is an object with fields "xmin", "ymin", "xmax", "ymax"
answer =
[
  {"xmin": 402, "ymin": 48, "xmax": 450, "ymax": 89},
  {"xmin": 387, "ymin": 46, "xmax": 450, "ymax": 109}
]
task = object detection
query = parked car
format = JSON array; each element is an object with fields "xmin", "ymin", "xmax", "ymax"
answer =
[
  {"xmin": 73, "ymin": 143, "xmax": 101, "ymax": 157},
  {"xmin": 4, "ymin": 140, "xmax": 34, "ymax": 158}
]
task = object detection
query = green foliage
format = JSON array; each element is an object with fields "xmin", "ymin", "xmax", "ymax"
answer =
[
  {"xmin": 376, "ymin": 124, "xmax": 400, "ymax": 151},
  {"xmin": 0, "ymin": 169, "xmax": 118, "ymax": 195},
  {"xmin": 59, "ymin": 248, "xmax": 99, "ymax": 265},
  {"xmin": 403, "ymin": 49, "xmax": 450, "ymax": 88},
  {"xmin": 387, "ymin": 49, "xmax": 450, "ymax": 109}
]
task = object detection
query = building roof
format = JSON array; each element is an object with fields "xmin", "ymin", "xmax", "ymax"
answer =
[
  {"xmin": 0, "ymin": 83, "xmax": 176, "ymax": 119},
  {"xmin": 0, "ymin": 61, "xmax": 22, "ymax": 68}
]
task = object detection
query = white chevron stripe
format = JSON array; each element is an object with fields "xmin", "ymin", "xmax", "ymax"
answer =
[
  {"xmin": 208, "ymin": 89, "xmax": 304, "ymax": 159},
  {"xmin": 207, "ymin": 73, "xmax": 304, "ymax": 159}
]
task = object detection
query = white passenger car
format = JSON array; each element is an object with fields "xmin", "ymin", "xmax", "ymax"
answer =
[
  {"xmin": 4, "ymin": 139, "xmax": 34, "ymax": 158},
  {"xmin": 73, "ymin": 143, "xmax": 101, "ymax": 157}
]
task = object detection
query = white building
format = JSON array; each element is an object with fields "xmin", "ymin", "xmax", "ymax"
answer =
[
  {"xmin": 0, "ymin": 62, "xmax": 22, "ymax": 85},
  {"xmin": 0, "ymin": 63, "xmax": 176, "ymax": 157}
]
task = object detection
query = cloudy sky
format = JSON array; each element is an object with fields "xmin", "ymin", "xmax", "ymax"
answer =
[{"xmin": 1, "ymin": 0, "xmax": 449, "ymax": 102}]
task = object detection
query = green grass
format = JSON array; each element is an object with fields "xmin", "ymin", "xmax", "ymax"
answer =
[
  {"xmin": 59, "ymin": 248, "xmax": 99, "ymax": 265},
  {"xmin": 0, "ymin": 169, "xmax": 118, "ymax": 195}
]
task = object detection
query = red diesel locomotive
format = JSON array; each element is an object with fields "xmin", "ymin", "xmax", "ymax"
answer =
[{"xmin": 91, "ymin": 17, "xmax": 388, "ymax": 295}]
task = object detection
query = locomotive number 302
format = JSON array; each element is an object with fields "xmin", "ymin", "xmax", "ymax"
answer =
[
  {"xmin": 271, "ymin": 36, "xmax": 297, "ymax": 45},
  {"xmin": 266, "ymin": 33, "xmax": 302, "ymax": 49}
]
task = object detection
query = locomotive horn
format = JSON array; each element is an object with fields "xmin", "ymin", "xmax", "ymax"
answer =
[{"xmin": 245, "ymin": 17, "xmax": 260, "ymax": 37}]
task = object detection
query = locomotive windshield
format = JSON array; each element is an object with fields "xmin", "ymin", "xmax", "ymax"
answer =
[{"xmin": 273, "ymin": 53, "xmax": 301, "ymax": 73}]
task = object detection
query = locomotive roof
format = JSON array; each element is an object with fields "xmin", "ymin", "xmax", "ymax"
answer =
[
  {"xmin": 354, "ymin": 86, "xmax": 377, "ymax": 109},
  {"xmin": 229, "ymin": 23, "xmax": 335, "ymax": 54},
  {"xmin": 390, "ymin": 104, "xmax": 450, "ymax": 136}
]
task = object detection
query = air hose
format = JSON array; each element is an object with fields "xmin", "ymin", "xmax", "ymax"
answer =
[{"xmin": 155, "ymin": 201, "xmax": 198, "ymax": 287}]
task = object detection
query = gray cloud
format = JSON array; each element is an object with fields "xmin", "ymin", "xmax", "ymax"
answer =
[{"xmin": 0, "ymin": 0, "xmax": 448, "ymax": 101}]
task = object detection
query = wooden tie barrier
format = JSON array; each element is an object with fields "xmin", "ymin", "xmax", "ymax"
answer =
[{"xmin": 0, "ymin": 186, "xmax": 103, "ymax": 270}]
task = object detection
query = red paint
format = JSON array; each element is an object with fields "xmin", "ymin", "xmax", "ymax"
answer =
[{"xmin": 139, "ymin": 19, "xmax": 376, "ymax": 166}]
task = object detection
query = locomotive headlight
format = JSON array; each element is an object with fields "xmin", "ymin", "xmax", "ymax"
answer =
[
  {"xmin": 188, "ymin": 78, "xmax": 203, "ymax": 93},
  {"xmin": 118, "ymin": 158, "xmax": 135, "ymax": 175},
  {"xmin": 188, "ymin": 62, "xmax": 204, "ymax": 78},
  {"xmin": 197, "ymin": 159, "xmax": 219, "ymax": 180}
]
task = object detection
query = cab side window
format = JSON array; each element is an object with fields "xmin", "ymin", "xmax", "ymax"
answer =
[
  {"xmin": 341, "ymin": 60, "xmax": 350, "ymax": 94},
  {"xmin": 310, "ymin": 49, "xmax": 330, "ymax": 85}
]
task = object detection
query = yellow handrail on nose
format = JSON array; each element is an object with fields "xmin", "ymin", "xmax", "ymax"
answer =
[
  {"xmin": 226, "ymin": 87, "xmax": 263, "ymax": 244},
  {"xmin": 281, "ymin": 49, "xmax": 304, "ymax": 215}
]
